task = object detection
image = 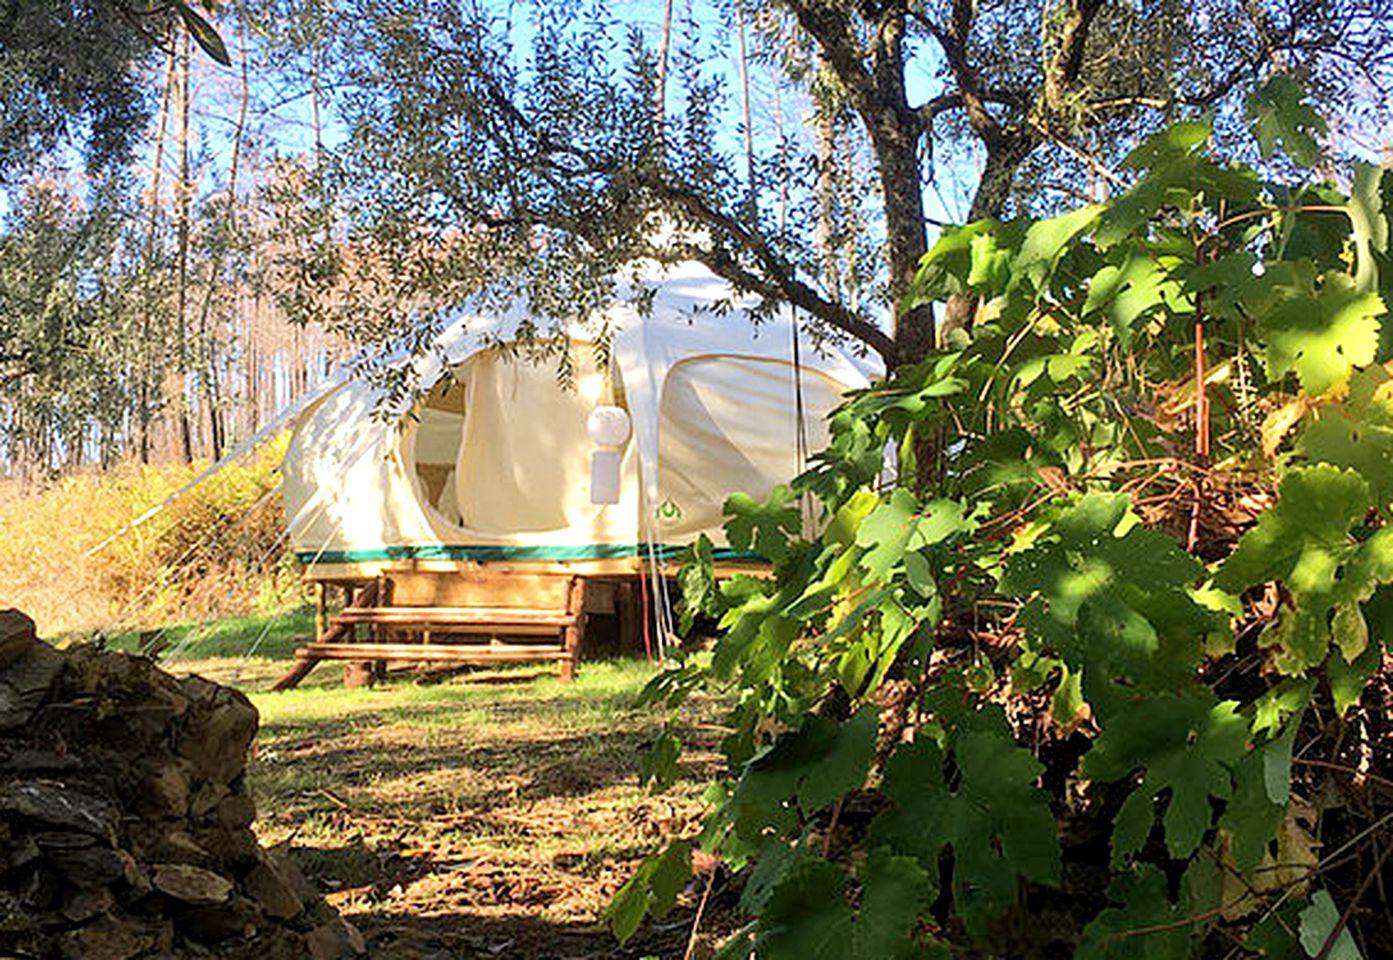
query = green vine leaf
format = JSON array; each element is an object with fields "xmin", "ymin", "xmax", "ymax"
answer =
[
  {"xmin": 1013, "ymin": 204, "xmax": 1102, "ymax": 287},
  {"xmin": 1257, "ymin": 270, "xmax": 1382, "ymax": 396},
  {"xmin": 640, "ymin": 727, "xmax": 684, "ymax": 793},
  {"xmin": 1119, "ymin": 120, "xmax": 1212, "ymax": 171},
  {"xmin": 1245, "ymin": 74, "xmax": 1327, "ymax": 167},
  {"xmin": 1076, "ymin": 865, "xmax": 1195, "ymax": 960},
  {"xmin": 1214, "ymin": 465, "xmax": 1370, "ymax": 594},
  {"xmin": 1219, "ymin": 741, "xmax": 1289, "ymax": 877},
  {"xmin": 1329, "ymin": 642, "xmax": 1381, "ymax": 716},
  {"xmin": 855, "ymin": 490, "xmax": 975, "ymax": 582},
  {"xmin": 1083, "ymin": 694, "xmax": 1248, "ymax": 860},
  {"xmin": 1183, "ymin": 250, "xmax": 1260, "ymax": 320},
  {"xmin": 1348, "ymin": 163, "xmax": 1389, "ymax": 295},
  {"xmin": 1297, "ymin": 366, "xmax": 1393, "ymax": 512},
  {"xmin": 870, "ymin": 717, "xmax": 1060, "ymax": 940},
  {"xmin": 754, "ymin": 852, "xmax": 945, "ymax": 960},
  {"xmin": 724, "ymin": 486, "xmax": 801, "ymax": 563},
  {"xmin": 605, "ymin": 840, "xmax": 692, "ymax": 944},
  {"xmin": 728, "ymin": 708, "xmax": 878, "ymax": 843},
  {"xmin": 1298, "ymin": 890, "xmax": 1363, "ymax": 960},
  {"xmin": 1083, "ymin": 250, "xmax": 1185, "ymax": 347}
]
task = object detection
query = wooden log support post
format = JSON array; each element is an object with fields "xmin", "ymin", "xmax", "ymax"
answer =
[
  {"xmin": 560, "ymin": 576, "xmax": 587, "ymax": 683},
  {"xmin": 345, "ymin": 574, "xmax": 392, "ymax": 688},
  {"xmin": 314, "ymin": 582, "xmax": 328, "ymax": 642}
]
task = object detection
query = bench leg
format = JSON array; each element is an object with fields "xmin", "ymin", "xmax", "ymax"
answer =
[
  {"xmin": 559, "ymin": 577, "xmax": 587, "ymax": 683},
  {"xmin": 343, "ymin": 661, "xmax": 377, "ymax": 688},
  {"xmin": 273, "ymin": 655, "xmax": 320, "ymax": 691}
]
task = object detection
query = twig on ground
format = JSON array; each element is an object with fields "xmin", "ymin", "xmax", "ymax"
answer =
[{"xmin": 683, "ymin": 867, "xmax": 716, "ymax": 960}]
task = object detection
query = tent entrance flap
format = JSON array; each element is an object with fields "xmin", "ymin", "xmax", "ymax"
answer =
[
  {"xmin": 453, "ymin": 348, "xmax": 610, "ymax": 533},
  {"xmin": 655, "ymin": 355, "xmax": 844, "ymax": 541}
]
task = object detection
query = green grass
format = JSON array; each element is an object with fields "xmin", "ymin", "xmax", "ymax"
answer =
[
  {"xmin": 252, "ymin": 658, "xmax": 655, "ymax": 733},
  {"xmin": 105, "ymin": 605, "xmax": 315, "ymax": 661}
]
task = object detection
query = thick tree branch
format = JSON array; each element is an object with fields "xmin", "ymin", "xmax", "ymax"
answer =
[
  {"xmin": 917, "ymin": 87, "xmax": 1029, "ymax": 127},
  {"xmin": 642, "ymin": 175, "xmax": 897, "ymax": 358},
  {"xmin": 918, "ymin": 0, "xmax": 1002, "ymax": 146},
  {"xmin": 778, "ymin": 0, "xmax": 876, "ymax": 115},
  {"xmin": 1043, "ymin": 0, "xmax": 1105, "ymax": 111}
]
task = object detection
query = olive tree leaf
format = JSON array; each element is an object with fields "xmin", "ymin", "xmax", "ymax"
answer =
[{"xmin": 171, "ymin": 0, "xmax": 232, "ymax": 67}]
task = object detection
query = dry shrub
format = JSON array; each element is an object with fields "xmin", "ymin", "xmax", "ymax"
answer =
[{"xmin": 0, "ymin": 435, "xmax": 299, "ymax": 636}]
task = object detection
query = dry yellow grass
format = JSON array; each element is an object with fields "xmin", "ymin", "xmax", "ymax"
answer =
[{"xmin": 0, "ymin": 436, "xmax": 296, "ymax": 637}]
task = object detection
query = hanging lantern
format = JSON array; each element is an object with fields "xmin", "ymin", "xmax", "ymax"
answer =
[{"xmin": 587, "ymin": 406, "xmax": 631, "ymax": 504}]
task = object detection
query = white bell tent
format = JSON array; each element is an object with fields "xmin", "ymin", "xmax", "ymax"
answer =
[{"xmin": 281, "ymin": 262, "xmax": 879, "ymax": 575}]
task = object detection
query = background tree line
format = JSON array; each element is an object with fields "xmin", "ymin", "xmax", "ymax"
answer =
[
  {"xmin": 1, "ymin": 0, "xmax": 1389, "ymax": 480},
  {"xmin": 0, "ymin": 0, "xmax": 348, "ymax": 479}
]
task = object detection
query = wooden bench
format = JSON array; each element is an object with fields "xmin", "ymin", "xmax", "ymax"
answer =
[{"xmin": 274, "ymin": 574, "xmax": 587, "ymax": 690}]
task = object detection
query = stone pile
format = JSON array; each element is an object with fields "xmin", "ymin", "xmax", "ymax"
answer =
[{"xmin": 0, "ymin": 609, "xmax": 366, "ymax": 959}]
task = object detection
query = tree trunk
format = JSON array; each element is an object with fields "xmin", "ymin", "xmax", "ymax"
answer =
[
  {"xmin": 874, "ymin": 105, "xmax": 933, "ymax": 365},
  {"xmin": 137, "ymin": 41, "xmax": 178, "ymax": 465},
  {"xmin": 654, "ymin": 0, "xmax": 675, "ymax": 151},
  {"xmin": 940, "ymin": 134, "xmax": 1038, "ymax": 341},
  {"xmin": 864, "ymin": 14, "xmax": 931, "ymax": 365},
  {"xmin": 842, "ymin": 126, "xmax": 862, "ymax": 314},
  {"xmin": 170, "ymin": 29, "xmax": 193, "ymax": 465},
  {"xmin": 815, "ymin": 78, "xmax": 842, "ymax": 304}
]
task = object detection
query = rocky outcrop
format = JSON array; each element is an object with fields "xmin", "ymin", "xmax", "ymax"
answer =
[{"xmin": 0, "ymin": 609, "xmax": 366, "ymax": 959}]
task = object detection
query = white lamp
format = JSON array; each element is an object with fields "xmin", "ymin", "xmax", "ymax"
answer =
[
  {"xmin": 587, "ymin": 406, "xmax": 632, "ymax": 447},
  {"xmin": 587, "ymin": 406, "xmax": 631, "ymax": 504}
]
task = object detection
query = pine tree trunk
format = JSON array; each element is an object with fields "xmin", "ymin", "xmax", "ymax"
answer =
[
  {"xmin": 170, "ymin": 29, "xmax": 193, "ymax": 464},
  {"xmin": 137, "ymin": 41, "xmax": 178, "ymax": 465},
  {"xmin": 654, "ymin": 0, "xmax": 675, "ymax": 151},
  {"xmin": 734, "ymin": 0, "xmax": 756, "ymax": 216}
]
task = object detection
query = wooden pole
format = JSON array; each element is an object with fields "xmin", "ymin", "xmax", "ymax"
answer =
[
  {"xmin": 560, "ymin": 576, "xmax": 587, "ymax": 683},
  {"xmin": 314, "ymin": 582, "xmax": 327, "ymax": 641}
]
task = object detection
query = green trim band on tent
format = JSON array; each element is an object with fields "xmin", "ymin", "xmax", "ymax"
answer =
[{"xmin": 295, "ymin": 544, "xmax": 764, "ymax": 564}]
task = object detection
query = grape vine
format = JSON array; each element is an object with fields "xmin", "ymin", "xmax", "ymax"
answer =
[{"xmin": 612, "ymin": 77, "xmax": 1393, "ymax": 959}]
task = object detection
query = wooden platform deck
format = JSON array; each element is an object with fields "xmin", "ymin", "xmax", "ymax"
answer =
[{"xmin": 273, "ymin": 574, "xmax": 588, "ymax": 690}]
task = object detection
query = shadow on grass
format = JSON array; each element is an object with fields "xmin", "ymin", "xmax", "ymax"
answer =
[
  {"xmin": 257, "ymin": 723, "xmax": 658, "ymax": 813},
  {"xmin": 356, "ymin": 907, "xmax": 713, "ymax": 960},
  {"xmin": 282, "ymin": 838, "xmax": 734, "ymax": 960}
]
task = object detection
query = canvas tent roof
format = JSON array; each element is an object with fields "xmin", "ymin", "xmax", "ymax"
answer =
[{"xmin": 282, "ymin": 261, "xmax": 880, "ymax": 568}]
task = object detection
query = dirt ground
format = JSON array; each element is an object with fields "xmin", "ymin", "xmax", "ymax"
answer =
[{"xmin": 181, "ymin": 656, "xmax": 736, "ymax": 959}]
